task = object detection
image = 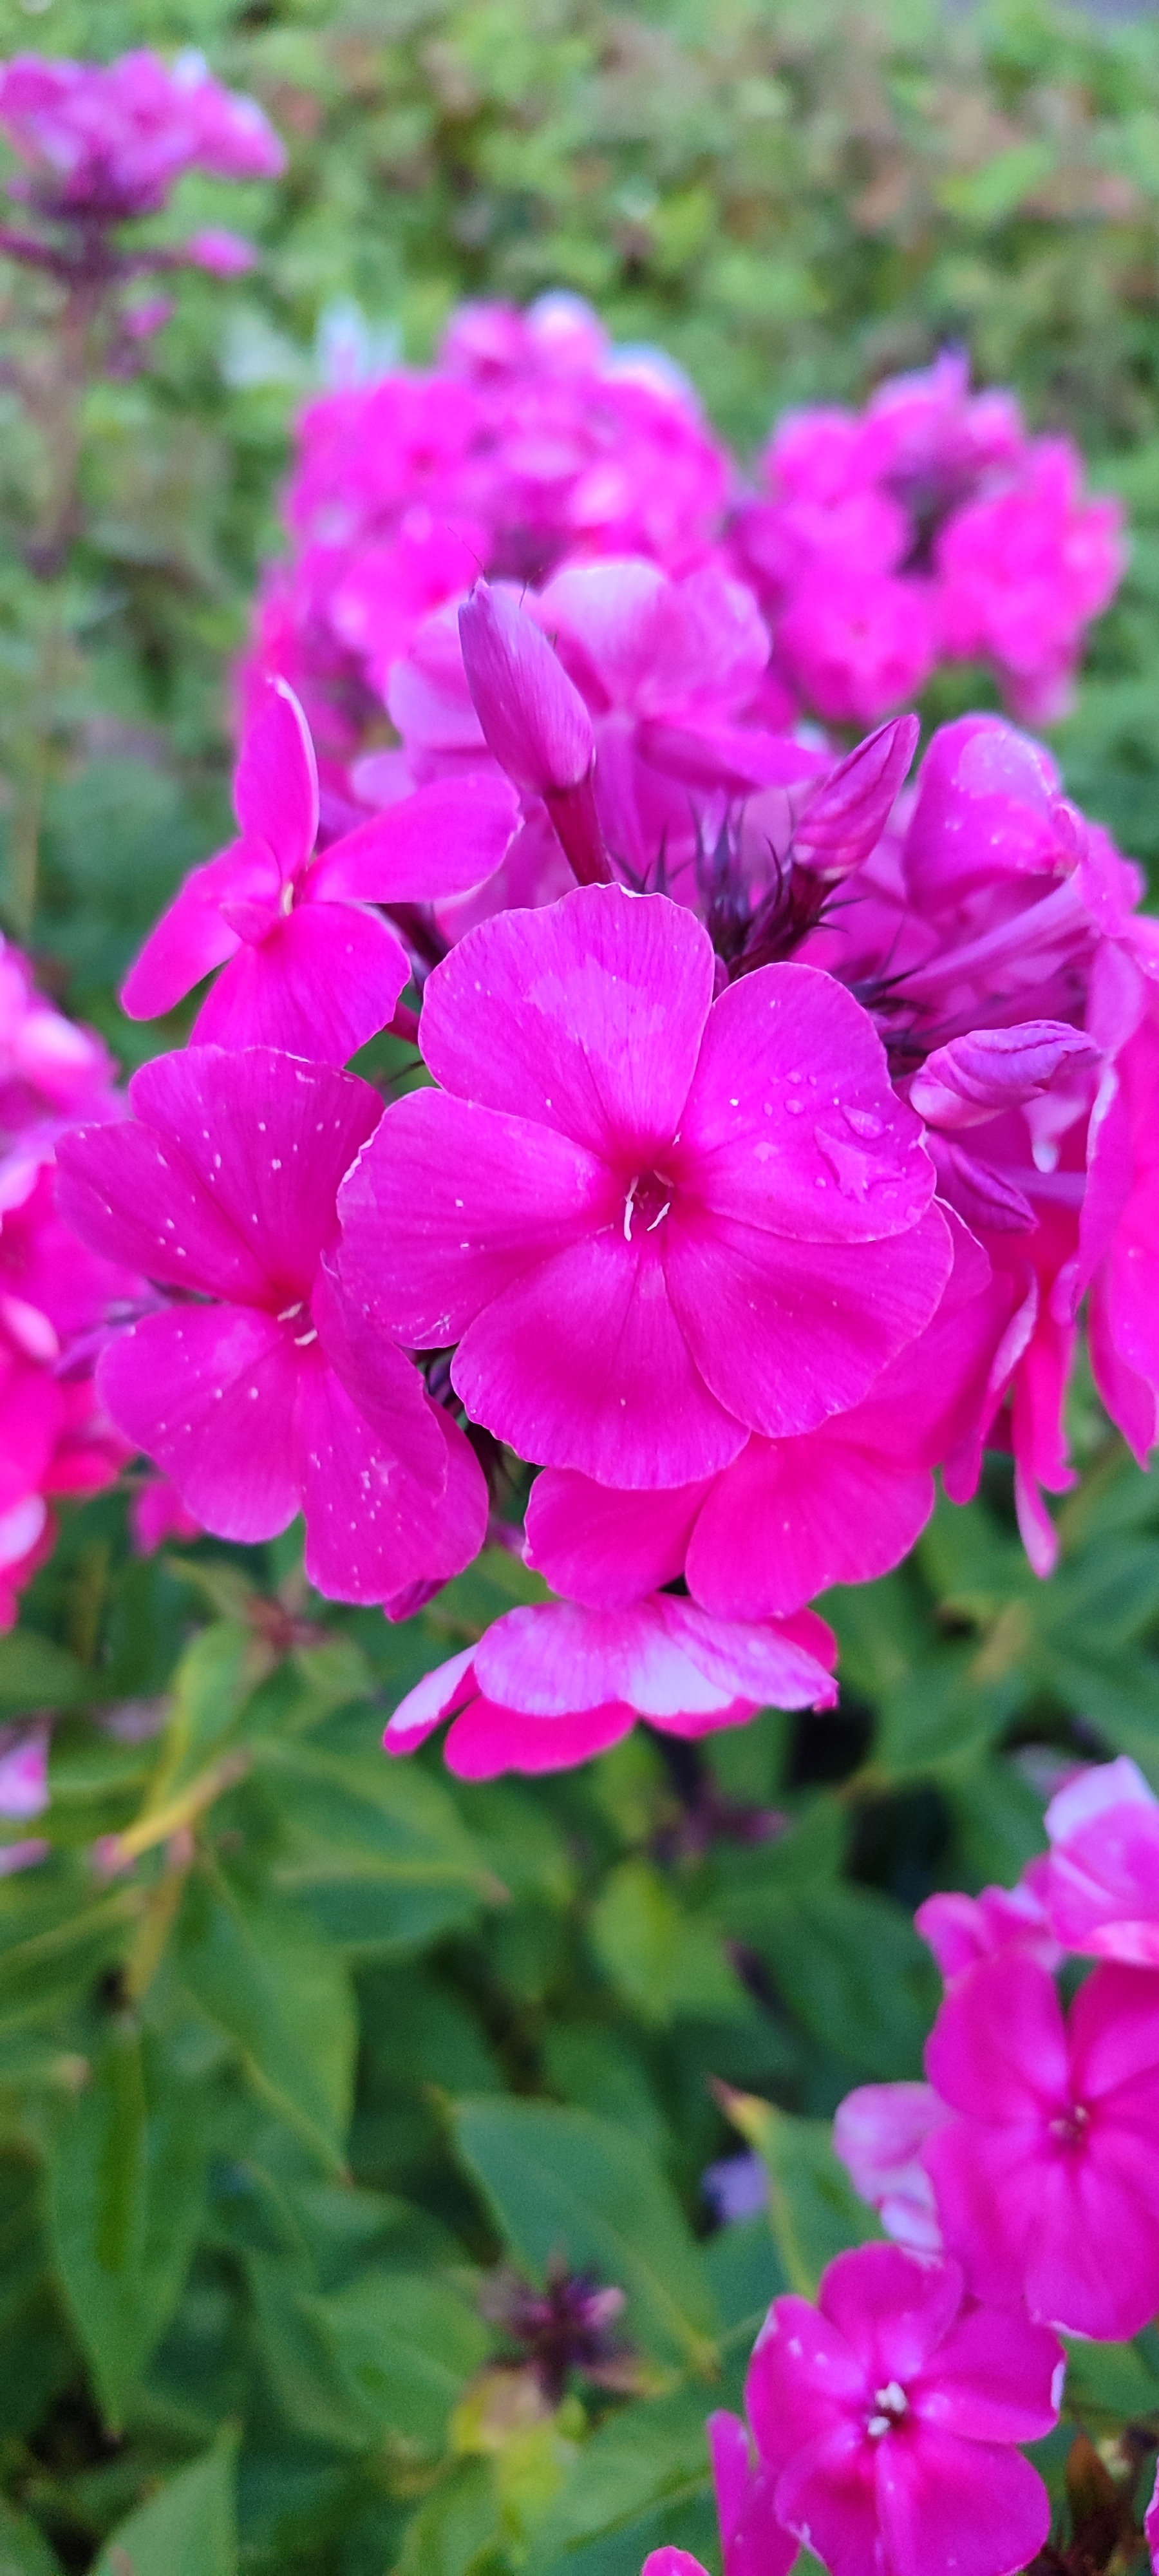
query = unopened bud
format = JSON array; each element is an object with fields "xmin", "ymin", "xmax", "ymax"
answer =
[{"xmin": 459, "ymin": 587, "xmax": 612, "ymax": 886}]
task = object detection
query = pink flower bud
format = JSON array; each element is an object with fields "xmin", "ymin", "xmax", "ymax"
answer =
[
  {"xmin": 459, "ymin": 585, "xmax": 611, "ymax": 885},
  {"xmin": 183, "ymin": 226, "xmax": 257, "ymax": 278}
]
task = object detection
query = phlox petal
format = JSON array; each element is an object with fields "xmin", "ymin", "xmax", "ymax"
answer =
[
  {"xmin": 310, "ymin": 772, "xmax": 520, "ymax": 904},
  {"xmin": 192, "ymin": 901, "xmax": 410, "ymax": 1061},
  {"xmin": 98, "ymin": 1305, "xmax": 301, "ymax": 1542},
  {"xmin": 234, "ymin": 675, "xmax": 319, "ymax": 875},
  {"xmin": 119, "ymin": 838, "xmax": 274, "ymax": 1019},
  {"xmin": 876, "ymin": 2427, "xmax": 1050, "ymax": 2576}
]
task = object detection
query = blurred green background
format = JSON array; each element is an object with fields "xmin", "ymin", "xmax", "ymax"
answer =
[{"xmin": 5, "ymin": 5, "xmax": 1159, "ymax": 2572}]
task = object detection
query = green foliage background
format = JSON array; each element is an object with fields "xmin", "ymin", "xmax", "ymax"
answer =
[{"xmin": 2, "ymin": 0, "xmax": 1159, "ymax": 2567}]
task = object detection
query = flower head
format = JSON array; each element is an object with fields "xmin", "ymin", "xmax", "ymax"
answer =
[
  {"xmin": 923, "ymin": 1951, "xmax": 1159, "ymax": 2339},
  {"xmin": 745, "ymin": 2241, "xmax": 1062, "ymax": 2576},
  {"xmin": 384, "ymin": 1591, "xmax": 836, "ymax": 1778},
  {"xmin": 1039, "ymin": 1755, "xmax": 1159, "ymax": 1969},
  {"xmin": 0, "ymin": 49, "xmax": 284, "ymax": 222},
  {"xmin": 335, "ymin": 881, "xmax": 950, "ymax": 1491}
]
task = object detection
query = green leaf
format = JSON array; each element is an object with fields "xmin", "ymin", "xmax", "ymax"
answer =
[
  {"xmin": 46, "ymin": 2013, "xmax": 147, "ymax": 2429},
  {"xmin": 307, "ymin": 2268, "xmax": 491, "ymax": 2447},
  {"xmin": 394, "ymin": 2458, "xmax": 501, "ymax": 2576},
  {"xmin": 175, "ymin": 1864, "xmax": 354, "ymax": 2170},
  {"xmin": 1060, "ymin": 2331, "xmax": 1159, "ymax": 2424},
  {"xmin": 523, "ymin": 2387, "xmax": 715, "ymax": 2576},
  {"xmin": 0, "ymin": 2497, "xmax": 62, "ymax": 2575},
  {"xmin": 718, "ymin": 1883, "xmax": 938, "ymax": 2081},
  {"xmin": 246, "ymin": 2251, "xmax": 383, "ymax": 2452},
  {"xmin": 91, "ymin": 2434, "xmax": 238, "ymax": 2576},
  {"xmin": 721, "ymin": 2094, "xmax": 881, "ymax": 2294},
  {"xmin": 0, "ymin": 1631, "xmax": 85, "ymax": 1715},
  {"xmin": 589, "ymin": 1861, "xmax": 751, "ymax": 2026},
  {"xmin": 451, "ymin": 2098, "xmax": 719, "ymax": 2371},
  {"xmin": 45, "ymin": 2019, "xmax": 209, "ymax": 2430}
]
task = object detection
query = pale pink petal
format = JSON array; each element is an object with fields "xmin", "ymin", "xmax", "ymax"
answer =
[
  {"xmin": 655, "ymin": 1596, "xmax": 836, "ymax": 1711},
  {"xmin": 876, "ymin": 2427, "xmax": 1050, "ymax": 2576},
  {"xmin": 418, "ymin": 882, "xmax": 714, "ymax": 1159},
  {"xmin": 234, "ymin": 676, "xmax": 319, "ymax": 876},
  {"xmin": 384, "ymin": 1647, "xmax": 478, "ymax": 1752},
  {"xmin": 666, "ymin": 1202, "xmax": 952, "ymax": 1442},
  {"xmin": 191, "ymin": 902, "xmax": 410, "ymax": 1061},
  {"xmin": 131, "ymin": 1047, "xmax": 382, "ymax": 1300},
  {"xmin": 676, "ymin": 961, "xmax": 934, "ymax": 1245},
  {"xmin": 833, "ymin": 2083, "xmax": 947, "ymax": 2253},
  {"xmin": 524, "ymin": 1468, "xmax": 707, "ymax": 1607},
  {"xmin": 118, "ymin": 839, "xmax": 274, "ymax": 1019},
  {"xmin": 337, "ymin": 1090, "xmax": 615, "ymax": 1349},
  {"xmin": 98, "ymin": 1305, "xmax": 301, "ymax": 1541},
  {"xmin": 309, "ymin": 772, "xmax": 520, "ymax": 903},
  {"xmin": 450, "ymin": 1229, "xmax": 746, "ymax": 1486},
  {"xmin": 475, "ymin": 1600, "xmax": 732, "ymax": 1719}
]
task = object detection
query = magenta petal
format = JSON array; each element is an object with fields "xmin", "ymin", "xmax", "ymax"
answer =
[
  {"xmin": 98, "ymin": 1306, "xmax": 300, "ymax": 1541},
  {"xmin": 678, "ymin": 962, "xmax": 934, "ymax": 1245},
  {"xmin": 747, "ymin": 2300, "xmax": 866, "ymax": 2468},
  {"xmin": 419, "ymin": 882, "xmax": 715, "ymax": 1158},
  {"xmin": 667, "ymin": 1202, "xmax": 952, "ymax": 1441},
  {"xmin": 191, "ymin": 902, "xmax": 410, "ymax": 1060},
  {"xmin": 475, "ymin": 1600, "xmax": 728, "ymax": 1719},
  {"xmin": 56, "ymin": 1113, "xmax": 273, "ymax": 1304},
  {"xmin": 118, "ymin": 838, "xmax": 273, "ymax": 1019},
  {"xmin": 337, "ymin": 1090, "xmax": 614, "ymax": 1349},
  {"xmin": 450, "ymin": 1231, "xmax": 746, "ymax": 1486},
  {"xmin": 524, "ymin": 1467, "xmax": 707, "ymax": 1607},
  {"xmin": 655, "ymin": 1596, "xmax": 836, "ymax": 1710},
  {"xmin": 819, "ymin": 2244, "xmax": 962, "ymax": 2389},
  {"xmin": 234, "ymin": 676, "xmax": 319, "ymax": 875},
  {"xmin": 312, "ymin": 1260, "xmax": 444, "ymax": 1493},
  {"xmin": 442, "ymin": 1696, "xmax": 635, "ymax": 1778},
  {"xmin": 1069, "ymin": 1960, "xmax": 1159, "ymax": 2102},
  {"xmin": 131, "ymin": 1047, "xmax": 383, "ymax": 1297},
  {"xmin": 773, "ymin": 2425, "xmax": 880, "ymax": 2576},
  {"xmin": 912, "ymin": 2307, "xmax": 1063, "ymax": 2445},
  {"xmin": 925, "ymin": 1954, "xmax": 1069, "ymax": 2122},
  {"xmin": 876, "ymin": 2427, "xmax": 1050, "ymax": 2576},
  {"xmin": 310, "ymin": 772, "xmax": 520, "ymax": 904},
  {"xmin": 686, "ymin": 1428, "xmax": 933, "ymax": 1618},
  {"xmin": 294, "ymin": 1352, "xmax": 486, "ymax": 1605}
]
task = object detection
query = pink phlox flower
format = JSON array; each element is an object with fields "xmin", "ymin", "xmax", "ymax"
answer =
[
  {"xmin": 523, "ymin": 1208, "xmax": 995, "ymax": 1618},
  {"xmin": 329, "ymin": 511, "xmax": 489, "ymax": 701},
  {"xmin": 923, "ymin": 1950, "xmax": 1159, "ymax": 2340},
  {"xmin": 383, "ymin": 1589, "xmax": 837, "ymax": 1779},
  {"xmin": 833, "ymin": 2083, "xmax": 949, "ymax": 2253},
  {"xmin": 936, "ymin": 439, "xmax": 1124, "ymax": 725},
  {"xmin": 707, "ymin": 2410, "xmax": 796, "ymax": 2576},
  {"xmin": 0, "ymin": 49, "xmax": 284, "ymax": 221},
  {"xmin": 1086, "ymin": 1006, "xmax": 1159, "ymax": 1464},
  {"xmin": 0, "ymin": 936, "xmax": 117, "ymax": 1138},
  {"xmin": 915, "ymin": 1870, "xmax": 1060, "ymax": 1984},
  {"xmin": 335, "ymin": 882, "xmax": 951, "ymax": 1490},
  {"xmin": 773, "ymin": 564, "xmax": 938, "ymax": 729},
  {"xmin": 182, "ymin": 225, "xmax": 256, "ymax": 277},
  {"xmin": 55, "ymin": 1044, "xmax": 487, "ymax": 1607},
  {"xmin": 119, "ymin": 674, "xmax": 518, "ymax": 1060},
  {"xmin": 0, "ymin": 1719, "xmax": 50, "ymax": 1822},
  {"xmin": 131, "ymin": 1473, "xmax": 205, "ymax": 1556},
  {"xmin": 1039, "ymin": 1754, "xmax": 1159, "ymax": 1968},
  {"xmin": 744, "ymin": 2240, "xmax": 1062, "ymax": 2576},
  {"xmin": 855, "ymin": 351, "xmax": 1025, "ymax": 506}
]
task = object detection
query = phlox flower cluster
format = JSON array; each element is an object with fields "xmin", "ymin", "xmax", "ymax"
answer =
[
  {"xmin": 836, "ymin": 1754, "xmax": 1159, "ymax": 2350},
  {"xmin": 0, "ymin": 938, "xmax": 133, "ymax": 1627},
  {"xmin": 733, "ymin": 349, "xmax": 1124, "ymax": 727},
  {"xmin": 645, "ymin": 1756, "xmax": 1159, "ymax": 2576},
  {"xmin": 0, "ymin": 50, "xmax": 285, "ymax": 348},
  {"xmin": 245, "ymin": 310, "xmax": 1121, "ymax": 810},
  {"xmin": 55, "ymin": 469, "xmax": 1159, "ymax": 1777}
]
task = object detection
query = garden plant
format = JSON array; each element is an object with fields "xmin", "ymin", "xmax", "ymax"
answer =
[{"xmin": 8, "ymin": 6, "xmax": 1159, "ymax": 2575}]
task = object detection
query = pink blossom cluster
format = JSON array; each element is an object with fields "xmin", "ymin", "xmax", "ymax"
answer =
[
  {"xmin": 835, "ymin": 1756, "xmax": 1159, "ymax": 2351},
  {"xmin": 636, "ymin": 1757, "xmax": 1159, "ymax": 2576},
  {"xmin": 245, "ymin": 315, "xmax": 1122, "ymax": 813},
  {"xmin": 53, "ymin": 504, "xmax": 1159, "ymax": 1776},
  {"xmin": 0, "ymin": 938, "xmax": 133, "ymax": 1627},
  {"xmin": 733, "ymin": 348, "xmax": 1124, "ymax": 729},
  {"xmin": 0, "ymin": 51, "xmax": 285, "ymax": 322}
]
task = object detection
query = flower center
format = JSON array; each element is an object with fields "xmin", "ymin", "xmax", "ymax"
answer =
[
  {"xmin": 1048, "ymin": 2100, "xmax": 1090, "ymax": 2150},
  {"xmin": 623, "ymin": 1170, "xmax": 674, "ymax": 1244},
  {"xmin": 276, "ymin": 1296, "xmax": 317, "ymax": 1348},
  {"xmin": 865, "ymin": 2381, "xmax": 909, "ymax": 2441}
]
